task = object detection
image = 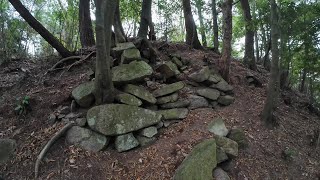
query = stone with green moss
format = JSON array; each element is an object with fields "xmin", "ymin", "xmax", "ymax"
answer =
[
  {"xmin": 188, "ymin": 66, "xmax": 210, "ymax": 82},
  {"xmin": 196, "ymin": 88, "xmax": 220, "ymax": 101},
  {"xmin": 115, "ymin": 92, "xmax": 143, "ymax": 106},
  {"xmin": 158, "ymin": 108, "xmax": 188, "ymax": 120},
  {"xmin": 71, "ymin": 81, "xmax": 94, "ymax": 107},
  {"xmin": 160, "ymin": 99, "xmax": 190, "ymax": 109},
  {"xmin": 153, "ymin": 81, "xmax": 185, "ymax": 97},
  {"xmin": 174, "ymin": 139, "xmax": 217, "ymax": 180},
  {"xmin": 156, "ymin": 93, "xmax": 179, "ymax": 104},
  {"xmin": 115, "ymin": 133, "xmax": 139, "ymax": 152},
  {"xmin": 120, "ymin": 48, "xmax": 141, "ymax": 64},
  {"xmin": 227, "ymin": 128, "xmax": 248, "ymax": 149},
  {"xmin": 215, "ymin": 136, "xmax": 238, "ymax": 157},
  {"xmin": 87, "ymin": 104, "xmax": 162, "ymax": 136},
  {"xmin": 124, "ymin": 84, "xmax": 156, "ymax": 104},
  {"xmin": 172, "ymin": 57, "xmax": 183, "ymax": 68},
  {"xmin": 112, "ymin": 61, "xmax": 153, "ymax": 84},
  {"xmin": 156, "ymin": 61, "xmax": 180, "ymax": 78}
]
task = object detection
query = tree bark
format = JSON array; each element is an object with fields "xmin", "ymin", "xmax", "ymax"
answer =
[
  {"xmin": 195, "ymin": 0, "xmax": 207, "ymax": 47},
  {"xmin": 182, "ymin": 0, "xmax": 202, "ymax": 49},
  {"xmin": 240, "ymin": 0, "xmax": 256, "ymax": 71},
  {"xmin": 79, "ymin": 0, "xmax": 95, "ymax": 48},
  {"xmin": 212, "ymin": 0, "xmax": 219, "ymax": 52},
  {"xmin": 219, "ymin": 0, "xmax": 233, "ymax": 81},
  {"xmin": 94, "ymin": 0, "xmax": 116, "ymax": 104},
  {"xmin": 252, "ymin": 1, "xmax": 260, "ymax": 63},
  {"xmin": 261, "ymin": 0, "xmax": 280, "ymax": 127},
  {"xmin": 8, "ymin": 0, "xmax": 72, "ymax": 58},
  {"xmin": 300, "ymin": 68, "xmax": 307, "ymax": 93},
  {"xmin": 114, "ymin": 0, "xmax": 126, "ymax": 43},
  {"xmin": 137, "ymin": 0, "xmax": 152, "ymax": 39}
]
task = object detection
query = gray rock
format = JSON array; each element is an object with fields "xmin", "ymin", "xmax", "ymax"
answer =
[
  {"xmin": 208, "ymin": 118, "xmax": 229, "ymax": 137},
  {"xmin": 60, "ymin": 106, "xmax": 70, "ymax": 114},
  {"xmin": 66, "ymin": 126, "xmax": 108, "ymax": 152},
  {"xmin": 136, "ymin": 135, "xmax": 157, "ymax": 147},
  {"xmin": 180, "ymin": 66, "xmax": 188, "ymax": 71},
  {"xmin": 210, "ymin": 101, "xmax": 219, "ymax": 108},
  {"xmin": 65, "ymin": 113, "xmax": 81, "ymax": 120},
  {"xmin": 71, "ymin": 81, "xmax": 95, "ymax": 107},
  {"xmin": 112, "ymin": 42, "xmax": 136, "ymax": 56},
  {"xmin": 227, "ymin": 128, "xmax": 248, "ymax": 149},
  {"xmin": 75, "ymin": 118, "xmax": 87, "ymax": 127},
  {"xmin": 206, "ymin": 74, "xmax": 221, "ymax": 84},
  {"xmin": 87, "ymin": 104, "xmax": 162, "ymax": 136},
  {"xmin": 156, "ymin": 93, "xmax": 179, "ymax": 104},
  {"xmin": 188, "ymin": 66, "xmax": 210, "ymax": 82},
  {"xmin": 156, "ymin": 121, "xmax": 164, "ymax": 129},
  {"xmin": 172, "ymin": 57, "xmax": 183, "ymax": 68},
  {"xmin": 218, "ymin": 95, "xmax": 235, "ymax": 106},
  {"xmin": 115, "ymin": 133, "xmax": 139, "ymax": 152},
  {"xmin": 124, "ymin": 84, "xmax": 156, "ymax": 104},
  {"xmin": 120, "ymin": 48, "xmax": 141, "ymax": 64},
  {"xmin": 217, "ymin": 147, "xmax": 229, "ymax": 164},
  {"xmin": 160, "ymin": 99, "xmax": 190, "ymax": 109},
  {"xmin": 70, "ymin": 100, "xmax": 77, "ymax": 113},
  {"xmin": 145, "ymin": 105, "xmax": 158, "ymax": 111},
  {"xmin": 48, "ymin": 113, "xmax": 56, "ymax": 123},
  {"xmin": 112, "ymin": 61, "xmax": 153, "ymax": 84},
  {"xmin": 0, "ymin": 139, "xmax": 16, "ymax": 165},
  {"xmin": 188, "ymin": 95, "xmax": 209, "ymax": 110},
  {"xmin": 115, "ymin": 92, "xmax": 143, "ymax": 106},
  {"xmin": 215, "ymin": 136, "xmax": 238, "ymax": 157},
  {"xmin": 211, "ymin": 79, "xmax": 233, "ymax": 92},
  {"xmin": 158, "ymin": 108, "xmax": 188, "ymax": 120},
  {"xmin": 140, "ymin": 126, "xmax": 158, "ymax": 138},
  {"xmin": 153, "ymin": 81, "xmax": 185, "ymax": 97},
  {"xmin": 156, "ymin": 61, "xmax": 180, "ymax": 78},
  {"xmin": 163, "ymin": 120, "xmax": 181, "ymax": 127},
  {"xmin": 213, "ymin": 168, "xmax": 231, "ymax": 180},
  {"xmin": 174, "ymin": 139, "xmax": 217, "ymax": 180},
  {"xmin": 196, "ymin": 88, "xmax": 220, "ymax": 101}
]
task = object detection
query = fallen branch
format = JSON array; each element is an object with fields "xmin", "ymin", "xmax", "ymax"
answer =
[
  {"xmin": 66, "ymin": 51, "xmax": 96, "ymax": 72},
  {"xmin": 48, "ymin": 56, "xmax": 81, "ymax": 72},
  {"xmin": 35, "ymin": 122, "xmax": 74, "ymax": 179}
]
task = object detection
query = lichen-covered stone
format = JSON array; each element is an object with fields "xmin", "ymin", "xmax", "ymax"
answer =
[
  {"xmin": 174, "ymin": 139, "xmax": 217, "ymax": 180},
  {"xmin": 115, "ymin": 92, "xmax": 143, "ymax": 106},
  {"xmin": 136, "ymin": 135, "xmax": 157, "ymax": 147},
  {"xmin": 196, "ymin": 88, "xmax": 220, "ymax": 101},
  {"xmin": 87, "ymin": 104, "xmax": 162, "ymax": 136},
  {"xmin": 0, "ymin": 139, "xmax": 16, "ymax": 165},
  {"xmin": 158, "ymin": 108, "xmax": 188, "ymax": 120},
  {"xmin": 160, "ymin": 99, "xmax": 190, "ymax": 109},
  {"xmin": 227, "ymin": 128, "xmax": 248, "ymax": 149},
  {"xmin": 208, "ymin": 118, "xmax": 229, "ymax": 137},
  {"xmin": 112, "ymin": 61, "xmax": 153, "ymax": 84},
  {"xmin": 215, "ymin": 136, "xmax": 238, "ymax": 157},
  {"xmin": 156, "ymin": 61, "xmax": 180, "ymax": 78},
  {"xmin": 71, "ymin": 81, "xmax": 94, "ymax": 107},
  {"xmin": 188, "ymin": 95, "xmax": 209, "ymax": 109},
  {"xmin": 140, "ymin": 126, "xmax": 158, "ymax": 138},
  {"xmin": 218, "ymin": 95, "xmax": 235, "ymax": 106},
  {"xmin": 172, "ymin": 57, "xmax": 183, "ymax": 68},
  {"xmin": 206, "ymin": 74, "xmax": 222, "ymax": 84},
  {"xmin": 66, "ymin": 126, "xmax": 108, "ymax": 152},
  {"xmin": 217, "ymin": 147, "xmax": 229, "ymax": 164},
  {"xmin": 115, "ymin": 133, "xmax": 139, "ymax": 152},
  {"xmin": 156, "ymin": 93, "xmax": 179, "ymax": 104},
  {"xmin": 112, "ymin": 42, "xmax": 135, "ymax": 53},
  {"xmin": 213, "ymin": 168, "xmax": 231, "ymax": 180},
  {"xmin": 153, "ymin": 81, "xmax": 185, "ymax": 97},
  {"xmin": 211, "ymin": 79, "xmax": 233, "ymax": 92},
  {"xmin": 188, "ymin": 66, "xmax": 210, "ymax": 82},
  {"xmin": 120, "ymin": 48, "xmax": 141, "ymax": 64},
  {"xmin": 124, "ymin": 84, "xmax": 156, "ymax": 104}
]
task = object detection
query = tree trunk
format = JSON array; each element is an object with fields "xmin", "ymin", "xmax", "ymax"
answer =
[
  {"xmin": 182, "ymin": 0, "xmax": 202, "ymax": 49},
  {"xmin": 219, "ymin": 0, "xmax": 233, "ymax": 81},
  {"xmin": 79, "ymin": 0, "xmax": 95, "ymax": 48},
  {"xmin": 114, "ymin": 0, "xmax": 126, "ymax": 43},
  {"xmin": 300, "ymin": 68, "xmax": 307, "ymax": 93},
  {"xmin": 261, "ymin": 0, "xmax": 280, "ymax": 127},
  {"xmin": 212, "ymin": 0, "xmax": 219, "ymax": 52},
  {"xmin": 240, "ymin": 0, "xmax": 256, "ymax": 71},
  {"xmin": 252, "ymin": 1, "xmax": 259, "ymax": 63},
  {"xmin": 195, "ymin": 0, "xmax": 207, "ymax": 47},
  {"xmin": 8, "ymin": 0, "xmax": 72, "ymax": 57},
  {"xmin": 138, "ymin": 0, "xmax": 152, "ymax": 39},
  {"xmin": 94, "ymin": 0, "xmax": 116, "ymax": 104}
]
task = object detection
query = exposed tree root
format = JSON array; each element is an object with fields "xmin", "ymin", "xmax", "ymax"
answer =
[
  {"xmin": 34, "ymin": 122, "xmax": 74, "ymax": 179},
  {"xmin": 48, "ymin": 56, "xmax": 81, "ymax": 72}
]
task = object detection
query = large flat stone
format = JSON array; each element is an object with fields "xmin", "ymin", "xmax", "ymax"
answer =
[
  {"xmin": 87, "ymin": 104, "xmax": 162, "ymax": 136},
  {"xmin": 156, "ymin": 93, "xmax": 179, "ymax": 104},
  {"xmin": 115, "ymin": 92, "xmax": 143, "ymax": 106},
  {"xmin": 153, "ymin": 81, "xmax": 185, "ymax": 97},
  {"xmin": 158, "ymin": 108, "xmax": 188, "ymax": 120},
  {"xmin": 160, "ymin": 99, "xmax": 190, "ymax": 109},
  {"xmin": 124, "ymin": 84, "xmax": 157, "ymax": 104},
  {"xmin": 112, "ymin": 61, "xmax": 153, "ymax": 84},
  {"xmin": 196, "ymin": 88, "xmax": 220, "ymax": 101}
]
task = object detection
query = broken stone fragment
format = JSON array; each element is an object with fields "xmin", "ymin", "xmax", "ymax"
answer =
[
  {"xmin": 115, "ymin": 133, "xmax": 139, "ymax": 152},
  {"xmin": 139, "ymin": 126, "xmax": 158, "ymax": 138},
  {"xmin": 188, "ymin": 66, "xmax": 210, "ymax": 82},
  {"xmin": 71, "ymin": 81, "xmax": 95, "ymax": 108},
  {"xmin": 120, "ymin": 48, "xmax": 141, "ymax": 64},
  {"xmin": 208, "ymin": 118, "xmax": 229, "ymax": 137}
]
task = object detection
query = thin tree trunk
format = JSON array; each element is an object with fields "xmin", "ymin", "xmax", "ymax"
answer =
[
  {"xmin": 300, "ymin": 68, "xmax": 307, "ymax": 93},
  {"xmin": 195, "ymin": 0, "xmax": 207, "ymax": 47},
  {"xmin": 138, "ymin": 0, "xmax": 152, "ymax": 39},
  {"xmin": 261, "ymin": 0, "xmax": 280, "ymax": 127},
  {"xmin": 182, "ymin": 0, "xmax": 202, "ymax": 49},
  {"xmin": 219, "ymin": 0, "xmax": 233, "ymax": 81},
  {"xmin": 79, "ymin": 0, "xmax": 95, "ymax": 47},
  {"xmin": 240, "ymin": 0, "xmax": 256, "ymax": 71},
  {"xmin": 114, "ymin": 0, "xmax": 126, "ymax": 43},
  {"xmin": 8, "ymin": 0, "xmax": 72, "ymax": 57},
  {"xmin": 212, "ymin": 0, "xmax": 219, "ymax": 52},
  {"xmin": 94, "ymin": 0, "xmax": 116, "ymax": 104},
  {"xmin": 252, "ymin": 1, "xmax": 259, "ymax": 63}
]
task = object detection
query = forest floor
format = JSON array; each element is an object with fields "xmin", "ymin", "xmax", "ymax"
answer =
[{"xmin": 0, "ymin": 43, "xmax": 319, "ymax": 180}]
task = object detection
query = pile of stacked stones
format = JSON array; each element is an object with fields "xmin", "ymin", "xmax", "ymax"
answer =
[
  {"xmin": 174, "ymin": 118, "xmax": 248, "ymax": 180},
  {"xmin": 65, "ymin": 42, "xmax": 236, "ymax": 152}
]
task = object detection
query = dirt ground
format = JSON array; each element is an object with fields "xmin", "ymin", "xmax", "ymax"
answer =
[{"xmin": 0, "ymin": 43, "xmax": 319, "ymax": 180}]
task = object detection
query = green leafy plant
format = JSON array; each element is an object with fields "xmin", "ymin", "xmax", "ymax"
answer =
[
  {"xmin": 14, "ymin": 96, "xmax": 31, "ymax": 115},
  {"xmin": 282, "ymin": 147, "xmax": 297, "ymax": 161}
]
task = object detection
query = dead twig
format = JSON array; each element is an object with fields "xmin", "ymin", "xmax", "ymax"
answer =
[{"xmin": 35, "ymin": 122, "xmax": 74, "ymax": 179}]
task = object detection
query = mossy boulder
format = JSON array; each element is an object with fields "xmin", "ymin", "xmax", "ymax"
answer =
[
  {"xmin": 112, "ymin": 61, "xmax": 153, "ymax": 84},
  {"xmin": 115, "ymin": 92, "xmax": 143, "ymax": 106},
  {"xmin": 124, "ymin": 84, "xmax": 157, "ymax": 104},
  {"xmin": 174, "ymin": 139, "xmax": 217, "ymax": 180},
  {"xmin": 158, "ymin": 108, "xmax": 188, "ymax": 120},
  {"xmin": 120, "ymin": 48, "xmax": 141, "ymax": 64},
  {"xmin": 115, "ymin": 133, "xmax": 139, "ymax": 152},
  {"xmin": 71, "ymin": 81, "xmax": 95, "ymax": 107},
  {"xmin": 196, "ymin": 88, "xmax": 220, "ymax": 101},
  {"xmin": 208, "ymin": 118, "xmax": 229, "ymax": 137},
  {"xmin": 153, "ymin": 81, "xmax": 185, "ymax": 97},
  {"xmin": 87, "ymin": 104, "xmax": 162, "ymax": 136},
  {"xmin": 156, "ymin": 61, "xmax": 180, "ymax": 78},
  {"xmin": 215, "ymin": 136, "xmax": 238, "ymax": 157},
  {"xmin": 188, "ymin": 66, "xmax": 210, "ymax": 82}
]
